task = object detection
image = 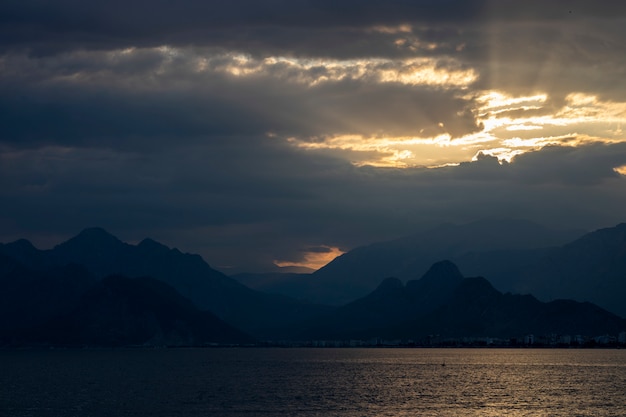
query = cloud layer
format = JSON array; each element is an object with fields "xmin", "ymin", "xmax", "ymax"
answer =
[{"xmin": 2, "ymin": 0, "xmax": 626, "ymax": 272}]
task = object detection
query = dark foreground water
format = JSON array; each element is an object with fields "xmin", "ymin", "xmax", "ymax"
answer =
[{"xmin": 1, "ymin": 348, "xmax": 626, "ymax": 416}]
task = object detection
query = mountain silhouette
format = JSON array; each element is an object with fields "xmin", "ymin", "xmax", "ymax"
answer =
[
  {"xmin": 0, "ymin": 228, "xmax": 331, "ymax": 336},
  {"xmin": 0, "ymin": 253, "xmax": 95, "ymax": 336},
  {"xmin": 0, "ymin": 253, "xmax": 253, "ymax": 346},
  {"xmin": 291, "ymin": 261, "xmax": 626, "ymax": 341},
  {"xmin": 233, "ymin": 220, "xmax": 626, "ymax": 319},
  {"xmin": 3, "ymin": 224, "xmax": 625, "ymax": 345},
  {"xmin": 234, "ymin": 219, "xmax": 583, "ymax": 305},
  {"xmin": 423, "ymin": 276, "xmax": 625, "ymax": 339},
  {"xmin": 509, "ymin": 223, "xmax": 626, "ymax": 317},
  {"xmin": 20, "ymin": 275, "xmax": 254, "ymax": 347}
]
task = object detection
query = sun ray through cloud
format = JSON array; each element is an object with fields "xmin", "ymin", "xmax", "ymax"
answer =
[{"xmin": 2, "ymin": 0, "xmax": 626, "ymax": 276}]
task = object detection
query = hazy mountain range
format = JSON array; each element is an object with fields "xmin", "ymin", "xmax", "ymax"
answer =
[
  {"xmin": 234, "ymin": 219, "xmax": 626, "ymax": 318},
  {"xmin": 1, "ymin": 219, "xmax": 625, "ymax": 346},
  {"xmin": 285, "ymin": 261, "xmax": 625, "ymax": 341},
  {"xmin": 0, "ymin": 228, "xmax": 330, "ymax": 339},
  {"xmin": 234, "ymin": 218, "xmax": 583, "ymax": 304},
  {"xmin": 0, "ymin": 254, "xmax": 252, "ymax": 346}
]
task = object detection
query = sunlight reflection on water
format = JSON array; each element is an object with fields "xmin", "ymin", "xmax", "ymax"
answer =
[{"xmin": 1, "ymin": 348, "xmax": 625, "ymax": 416}]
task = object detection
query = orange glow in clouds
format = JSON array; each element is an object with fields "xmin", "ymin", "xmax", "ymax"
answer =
[
  {"xmin": 614, "ymin": 165, "xmax": 626, "ymax": 176},
  {"xmin": 274, "ymin": 246, "xmax": 345, "ymax": 271}
]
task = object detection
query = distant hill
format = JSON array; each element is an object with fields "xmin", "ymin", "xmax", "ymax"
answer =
[
  {"xmin": 231, "ymin": 272, "xmax": 313, "ymax": 299},
  {"xmin": 291, "ymin": 261, "xmax": 626, "ymax": 341},
  {"xmin": 3, "ymin": 222, "xmax": 625, "ymax": 345},
  {"xmin": 1, "ymin": 266, "xmax": 253, "ymax": 347},
  {"xmin": 0, "ymin": 254, "xmax": 94, "ymax": 334},
  {"xmin": 234, "ymin": 220, "xmax": 626, "ymax": 319},
  {"xmin": 233, "ymin": 219, "xmax": 583, "ymax": 305},
  {"xmin": 0, "ymin": 228, "xmax": 331, "ymax": 336},
  {"xmin": 22, "ymin": 275, "xmax": 253, "ymax": 347},
  {"xmin": 509, "ymin": 223, "xmax": 626, "ymax": 318}
]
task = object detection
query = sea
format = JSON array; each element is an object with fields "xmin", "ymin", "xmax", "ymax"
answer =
[{"xmin": 1, "ymin": 347, "xmax": 625, "ymax": 416}]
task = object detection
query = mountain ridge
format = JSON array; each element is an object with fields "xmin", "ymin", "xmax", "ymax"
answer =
[
  {"xmin": 232, "ymin": 218, "xmax": 587, "ymax": 306},
  {"xmin": 2, "ymin": 222, "xmax": 625, "ymax": 346},
  {"xmin": 31, "ymin": 274, "xmax": 255, "ymax": 347},
  {"xmin": 509, "ymin": 222, "xmax": 626, "ymax": 316},
  {"xmin": 0, "ymin": 262, "xmax": 254, "ymax": 347},
  {"xmin": 0, "ymin": 228, "xmax": 332, "ymax": 336},
  {"xmin": 289, "ymin": 261, "xmax": 626, "ymax": 341},
  {"xmin": 231, "ymin": 220, "xmax": 626, "ymax": 318}
]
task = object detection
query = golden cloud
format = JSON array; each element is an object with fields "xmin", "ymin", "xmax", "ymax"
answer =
[
  {"xmin": 286, "ymin": 91, "xmax": 626, "ymax": 167},
  {"xmin": 274, "ymin": 246, "xmax": 345, "ymax": 270}
]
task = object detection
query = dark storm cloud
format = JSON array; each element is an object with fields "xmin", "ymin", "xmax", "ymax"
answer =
[
  {"xmin": 2, "ymin": 0, "xmax": 626, "ymax": 272},
  {"xmin": 0, "ymin": 0, "xmax": 478, "ymax": 54},
  {"xmin": 448, "ymin": 143, "xmax": 626, "ymax": 186},
  {"xmin": 507, "ymin": 144, "xmax": 626, "ymax": 185},
  {"xmin": 3, "ymin": 1, "xmax": 625, "ymax": 55},
  {"xmin": 3, "ymin": 1, "xmax": 625, "ymax": 102},
  {"xmin": 3, "ymin": 137, "xmax": 626, "ymax": 271},
  {"xmin": 303, "ymin": 246, "xmax": 336, "ymax": 254},
  {"xmin": 461, "ymin": 20, "xmax": 626, "ymax": 101},
  {"xmin": 0, "ymin": 48, "xmax": 481, "ymax": 150},
  {"xmin": 0, "ymin": 78, "xmax": 266, "ymax": 149}
]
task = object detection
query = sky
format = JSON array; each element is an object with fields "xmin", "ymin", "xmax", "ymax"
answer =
[{"xmin": 2, "ymin": 0, "xmax": 626, "ymax": 273}]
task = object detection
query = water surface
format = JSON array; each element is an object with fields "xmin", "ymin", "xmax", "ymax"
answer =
[{"xmin": 1, "ymin": 348, "xmax": 625, "ymax": 416}]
